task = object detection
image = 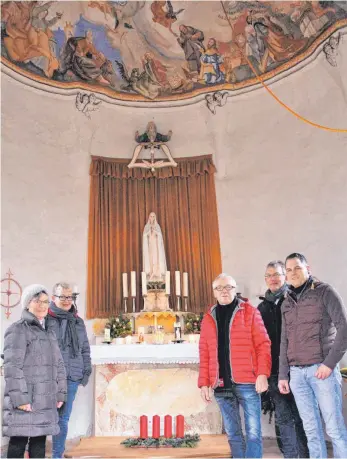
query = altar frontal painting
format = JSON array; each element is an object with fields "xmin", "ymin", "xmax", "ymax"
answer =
[{"xmin": 2, "ymin": 1, "xmax": 347, "ymax": 101}]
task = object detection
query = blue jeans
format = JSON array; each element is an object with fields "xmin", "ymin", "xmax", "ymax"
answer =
[
  {"xmin": 52, "ymin": 380, "xmax": 79, "ymax": 458},
  {"xmin": 269, "ymin": 375, "xmax": 309, "ymax": 458},
  {"xmin": 290, "ymin": 364, "xmax": 347, "ymax": 458},
  {"xmin": 215, "ymin": 384, "xmax": 262, "ymax": 458}
]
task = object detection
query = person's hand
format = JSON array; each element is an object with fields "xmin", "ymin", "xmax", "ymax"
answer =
[
  {"xmin": 57, "ymin": 401, "xmax": 64, "ymax": 409},
  {"xmin": 278, "ymin": 380, "xmax": 290, "ymax": 394},
  {"xmin": 255, "ymin": 375, "xmax": 268, "ymax": 393},
  {"xmin": 18, "ymin": 404, "xmax": 32, "ymax": 411},
  {"xmin": 315, "ymin": 364, "xmax": 332, "ymax": 380},
  {"xmin": 200, "ymin": 386, "xmax": 213, "ymax": 403}
]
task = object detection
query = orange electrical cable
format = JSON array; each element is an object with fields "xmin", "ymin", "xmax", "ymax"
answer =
[{"xmin": 220, "ymin": 2, "xmax": 347, "ymax": 133}]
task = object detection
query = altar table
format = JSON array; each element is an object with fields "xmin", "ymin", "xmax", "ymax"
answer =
[
  {"xmin": 65, "ymin": 434, "xmax": 230, "ymax": 458},
  {"xmin": 91, "ymin": 344, "xmax": 222, "ymax": 437}
]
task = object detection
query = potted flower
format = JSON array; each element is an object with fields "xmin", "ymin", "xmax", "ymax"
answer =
[
  {"xmin": 185, "ymin": 312, "xmax": 203, "ymax": 342},
  {"xmin": 105, "ymin": 315, "xmax": 132, "ymax": 345}
]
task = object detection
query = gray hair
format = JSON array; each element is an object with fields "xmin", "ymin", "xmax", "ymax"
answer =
[
  {"xmin": 212, "ymin": 273, "xmax": 237, "ymax": 289},
  {"xmin": 265, "ymin": 260, "xmax": 285, "ymax": 274},
  {"xmin": 52, "ymin": 282, "xmax": 73, "ymax": 295}
]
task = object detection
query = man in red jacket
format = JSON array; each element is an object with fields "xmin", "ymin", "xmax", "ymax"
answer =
[{"xmin": 199, "ymin": 273, "xmax": 271, "ymax": 458}]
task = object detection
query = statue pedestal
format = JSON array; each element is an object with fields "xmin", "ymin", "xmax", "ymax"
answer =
[{"xmin": 143, "ymin": 290, "xmax": 170, "ymax": 312}]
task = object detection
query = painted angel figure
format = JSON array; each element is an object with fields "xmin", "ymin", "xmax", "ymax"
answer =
[{"xmin": 143, "ymin": 212, "xmax": 167, "ymax": 281}]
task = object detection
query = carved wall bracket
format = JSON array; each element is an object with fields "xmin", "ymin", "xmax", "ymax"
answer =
[{"xmin": 128, "ymin": 122, "xmax": 177, "ymax": 172}]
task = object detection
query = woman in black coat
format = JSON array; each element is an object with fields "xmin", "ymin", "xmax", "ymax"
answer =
[{"xmin": 3, "ymin": 284, "xmax": 67, "ymax": 458}]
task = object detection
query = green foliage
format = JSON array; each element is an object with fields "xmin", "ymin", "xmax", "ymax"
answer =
[
  {"xmin": 121, "ymin": 434, "xmax": 200, "ymax": 448},
  {"xmin": 185, "ymin": 312, "xmax": 204, "ymax": 334},
  {"xmin": 106, "ymin": 314, "xmax": 132, "ymax": 339}
]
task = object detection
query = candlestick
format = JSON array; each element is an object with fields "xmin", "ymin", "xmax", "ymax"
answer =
[
  {"xmin": 152, "ymin": 415, "xmax": 160, "ymax": 438},
  {"xmin": 141, "ymin": 272, "xmax": 147, "ymax": 296},
  {"xmin": 165, "ymin": 271, "xmax": 170, "ymax": 295},
  {"xmin": 183, "ymin": 272, "xmax": 188, "ymax": 297},
  {"xmin": 176, "ymin": 415, "xmax": 184, "ymax": 438},
  {"xmin": 122, "ymin": 273, "xmax": 128, "ymax": 298},
  {"xmin": 164, "ymin": 415, "xmax": 172, "ymax": 438},
  {"xmin": 176, "ymin": 296, "xmax": 181, "ymax": 312},
  {"xmin": 175, "ymin": 271, "xmax": 181, "ymax": 296},
  {"xmin": 104, "ymin": 327, "xmax": 111, "ymax": 343},
  {"xmin": 131, "ymin": 271, "xmax": 136, "ymax": 297},
  {"xmin": 124, "ymin": 298, "xmax": 127, "ymax": 313},
  {"xmin": 132, "ymin": 297, "xmax": 136, "ymax": 313},
  {"xmin": 140, "ymin": 415, "xmax": 148, "ymax": 438}
]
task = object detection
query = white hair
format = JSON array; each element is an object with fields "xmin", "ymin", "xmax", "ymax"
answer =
[{"xmin": 212, "ymin": 273, "xmax": 237, "ymax": 289}]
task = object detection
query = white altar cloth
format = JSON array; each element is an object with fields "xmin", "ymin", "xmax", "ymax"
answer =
[{"xmin": 91, "ymin": 343, "xmax": 199, "ymax": 365}]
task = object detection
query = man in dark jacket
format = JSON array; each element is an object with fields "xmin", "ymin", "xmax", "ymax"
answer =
[
  {"xmin": 46, "ymin": 282, "xmax": 92, "ymax": 459},
  {"xmin": 258, "ymin": 261, "xmax": 308, "ymax": 458},
  {"xmin": 279, "ymin": 253, "xmax": 347, "ymax": 458}
]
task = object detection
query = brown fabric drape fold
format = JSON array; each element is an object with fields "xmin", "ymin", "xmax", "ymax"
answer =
[{"xmin": 87, "ymin": 154, "xmax": 222, "ymax": 319}]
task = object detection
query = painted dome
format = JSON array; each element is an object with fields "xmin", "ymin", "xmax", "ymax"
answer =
[{"xmin": 1, "ymin": 1, "xmax": 346, "ymax": 102}]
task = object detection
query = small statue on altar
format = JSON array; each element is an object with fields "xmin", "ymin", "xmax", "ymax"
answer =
[{"xmin": 143, "ymin": 212, "xmax": 167, "ymax": 281}]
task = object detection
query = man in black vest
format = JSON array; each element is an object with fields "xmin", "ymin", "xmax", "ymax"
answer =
[{"xmin": 258, "ymin": 260, "xmax": 308, "ymax": 458}]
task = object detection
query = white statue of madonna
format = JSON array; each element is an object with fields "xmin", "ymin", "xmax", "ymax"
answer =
[{"xmin": 143, "ymin": 212, "xmax": 167, "ymax": 281}]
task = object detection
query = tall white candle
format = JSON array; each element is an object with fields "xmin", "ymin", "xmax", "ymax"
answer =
[
  {"xmin": 175, "ymin": 271, "xmax": 181, "ymax": 296},
  {"xmin": 122, "ymin": 273, "xmax": 128, "ymax": 298},
  {"xmin": 142, "ymin": 272, "xmax": 147, "ymax": 296},
  {"xmin": 183, "ymin": 272, "xmax": 188, "ymax": 297},
  {"xmin": 131, "ymin": 271, "xmax": 136, "ymax": 297},
  {"xmin": 165, "ymin": 271, "xmax": 170, "ymax": 295}
]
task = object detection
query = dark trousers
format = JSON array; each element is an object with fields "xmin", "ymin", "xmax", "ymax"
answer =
[
  {"xmin": 7, "ymin": 435, "xmax": 46, "ymax": 458},
  {"xmin": 269, "ymin": 375, "xmax": 309, "ymax": 458}
]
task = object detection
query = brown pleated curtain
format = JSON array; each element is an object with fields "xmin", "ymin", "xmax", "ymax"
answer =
[{"xmin": 87, "ymin": 154, "xmax": 222, "ymax": 319}]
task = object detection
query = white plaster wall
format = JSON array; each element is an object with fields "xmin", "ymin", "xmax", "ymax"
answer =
[{"xmin": 1, "ymin": 39, "xmax": 347, "ymax": 442}]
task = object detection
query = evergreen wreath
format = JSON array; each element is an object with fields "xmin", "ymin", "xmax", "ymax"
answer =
[{"xmin": 121, "ymin": 434, "xmax": 200, "ymax": 448}]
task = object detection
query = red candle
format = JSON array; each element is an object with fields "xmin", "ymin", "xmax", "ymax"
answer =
[
  {"xmin": 152, "ymin": 415, "xmax": 160, "ymax": 438},
  {"xmin": 176, "ymin": 414, "xmax": 184, "ymax": 438},
  {"xmin": 140, "ymin": 415, "xmax": 148, "ymax": 438},
  {"xmin": 164, "ymin": 415, "xmax": 172, "ymax": 438}
]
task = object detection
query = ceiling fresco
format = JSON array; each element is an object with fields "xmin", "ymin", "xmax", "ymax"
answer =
[{"xmin": 1, "ymin": 1, "xmax": 347, "ymax": 102}]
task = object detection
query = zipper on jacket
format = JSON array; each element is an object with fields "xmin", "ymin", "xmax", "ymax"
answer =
[
  {"xmin": 209, "ymin": 305, "xmax": 220, "ymax": 389},
  {"xmin": 228, "ymin": 305, "xmax": 240, "ymax": 382}
]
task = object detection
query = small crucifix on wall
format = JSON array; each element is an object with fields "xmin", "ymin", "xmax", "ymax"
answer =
[{"xmin": 128, "ymin": 121, "xmax": 177, "ymax": 173}]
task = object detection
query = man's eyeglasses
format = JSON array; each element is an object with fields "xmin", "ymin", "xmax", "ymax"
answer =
[
  {"xmin": 32, "ymin": 299, "xmax": 49, "ymax": 306},
  {"xmin": 214, "ymin": 285, "xmax": 236, "ymax": 292},
  {"xmin": 264, "ymin": 273, "xmax": 284, "ymax": 279},
  {"xmin": 54, "ymin": 295, "xmax": 73, "ymax": 302}
]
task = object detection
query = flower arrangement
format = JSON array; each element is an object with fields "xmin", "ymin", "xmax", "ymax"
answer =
[
  {"xmin": 106, "ymin": 314, "xmax": 132, "ymax": 339},
  {"xmin": 185, "ymin": 313, "xmax": 204, "ymax": 334}
]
